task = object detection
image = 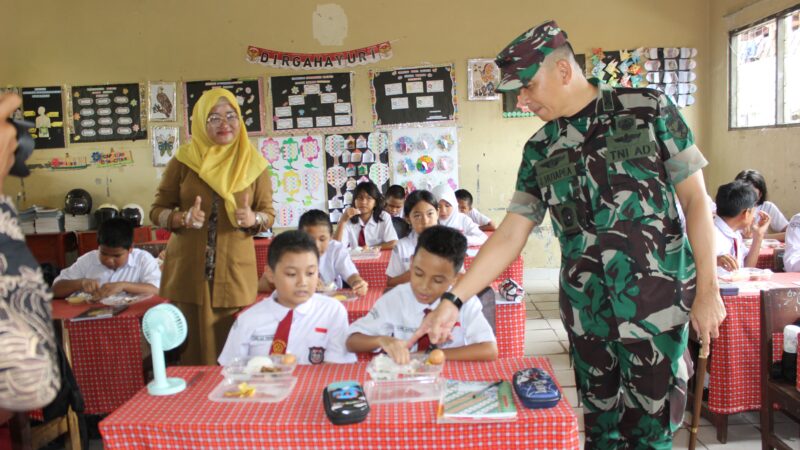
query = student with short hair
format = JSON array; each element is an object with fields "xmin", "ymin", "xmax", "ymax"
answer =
[
  {"xmin": 385, "ymin": 184, "xmax": 411, "ymax": 239},
  {"xmin": 258, "ymin": 210, "xmax": 368, "ymax": 295},
  {"xmin": 52, "ymin": 218, "xmax": 161, "ymax": 300},
  {"xmin": 386, "ymin": 190, "xmax": 439, "ymax": 287},
  {"xmin": 735, "ymin": 169, "xmax": 789, "ymax": 240},
  {"xmin": 713, "ymin": 180, "xmax": 771, "ymax": 271},
  {"xmin": 219, "ymin": 230, "xmax": 356, "ymax": 365},
  {"xmin": 455, "ymin": 188, "xmax": 495, "ymax": 231},
  {"xmin": 432, "ymin": 184, "xmax": 487, "ymax": 246},
  {"xmin": 347, "ymin": 225, "xmax": 497, "ymax": 364},
  {"xmin": 334, "ymin": 181, "xmax": 398, "ymax": 250}
]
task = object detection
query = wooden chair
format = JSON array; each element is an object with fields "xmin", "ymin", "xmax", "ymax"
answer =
[
  {"xmin": 760, "ymin": 287, "xmax": 800, "ymax": 450},
  {"xmin": 10, "ymin": 408, "xmax": 81, "ymax": 450}
]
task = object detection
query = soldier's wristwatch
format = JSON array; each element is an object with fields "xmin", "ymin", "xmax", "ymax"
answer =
[{"xmin": 441, "ymin": 292, "xmax": 463, "ymax": 310}]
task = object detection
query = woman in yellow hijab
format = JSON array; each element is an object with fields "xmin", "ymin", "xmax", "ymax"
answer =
[{"xmin": 150, "ymin": 88, "xmax": 274, "ymax": 365}]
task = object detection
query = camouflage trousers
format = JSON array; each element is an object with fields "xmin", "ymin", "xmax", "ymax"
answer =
[{"xmin": 568, "ymin": 324, "xmax": 692, "ymax": 450}]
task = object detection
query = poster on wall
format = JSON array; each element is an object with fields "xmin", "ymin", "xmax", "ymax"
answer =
[
  {"xmin": 247, "ymin": 42, "xmax": 393, "ymax": 70},
  {"xmin": 69, "ymin": 83, "xmax": 146, "ymax": 143},
  {"xmin": 258, "ymin": 135, "xmax": 327, "ymax": 228},
  {"xmin": 184, "ymin": 78, "xmax": 265, "ymax": 137},
  {"xmin": 149, "ymin": 81, "xmax": 177, "ymax": 122},
  {"xmin": 467, "ymin": 59, "xmax": 500, "ymax": 101},
  {"xmin": 642, "ymin": 47, "xmax": 697, "ymax": 108},
  {"xmin": 151, "ymin": 126, "xmax": 179, "ymax": 167},
  {"xmin": 268, "ymin": 72, "xmax": 354, "ymax": 133},
  {"xmin": 370, "ymin": 65, "xmax": 456, "ymax": 127},
  {"xmin": 323, "ymin": 131, "xmax": 389, "ymax": 223},
  {"xmin": 21, "ymin": 86, "xmax": 65, "ymax": 149},
  {"xmin": 389, "ymin": 126, "xmax": 458, "ymax": 194}
]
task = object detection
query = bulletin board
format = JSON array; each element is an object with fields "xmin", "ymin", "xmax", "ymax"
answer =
[
  {"xmin": 323, "ymin": 131, "xmax": 390, "ymax": 223},
  {"xmin": 370, "ymin": 65, "xmax": 456, "ymax": 127},
  {"xmin": 22, "ymin": 86, "xmax": 65, "ymax": 149},
  {"xmin": 69, "ymin": 83, "xmax": 146, "ymax": 143},
  {"xmin": 268, "ymin": 72, "xmax": 354, "ymax": 133},
  {"xmin": 389, "ymin": 126, "xmax": 458, "ymax": 193},
  {"xmin": 184, "ymin": 78, "xmax": 265, "ymax": 137}
]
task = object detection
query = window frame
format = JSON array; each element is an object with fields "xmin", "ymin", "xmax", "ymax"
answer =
[{"xmin": 728, "ymin": 3, "xmax": 800, "ymax": 130}]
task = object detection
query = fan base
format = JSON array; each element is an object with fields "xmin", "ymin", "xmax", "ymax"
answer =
[{"xmin": 147, "ymin": 377, "xmax": 186, "ymax": 396}]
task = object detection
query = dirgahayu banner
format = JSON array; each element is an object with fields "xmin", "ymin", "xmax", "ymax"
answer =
[{"xmin": 246, "ymin": 42, "xmax": 393, "ymax": 70}]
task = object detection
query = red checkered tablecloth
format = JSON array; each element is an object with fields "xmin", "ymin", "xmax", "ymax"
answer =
[
  {"xmin": 756, "ymin": 246, "xmax": 776, "ymax": 270},
  {"xmin": 99, "ymin": 357, "xmax": 579, "ymax": 450},
  {"xmin": 352, "ymin": 250, "xmax": 393, "ymax": 288},
  {"xmin": 708, "ymin": 272, "xmax": 800, "ymax": 414},
  {"xmin": 51, "ymin": 297, "xmax": 168, "ymax": 414}
]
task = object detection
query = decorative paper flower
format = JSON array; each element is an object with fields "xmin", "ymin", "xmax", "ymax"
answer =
[
  {"xmin": 260, "ymin": 137, "xmax": 280, "ymax": 164},
  {"xmin": 283, "ymin": 170, "xmax": 301, "ymax": 198},
  {"xmin": 301, "ymin": 136, "xmax": 320, "ymax": 167},
  {"xmin": 281, "ymin": 137, "xmax": 300, "ymax": 170},
  {"xmin": 416, "ymin": 155, "xmax": 434, "ymax": 174}
]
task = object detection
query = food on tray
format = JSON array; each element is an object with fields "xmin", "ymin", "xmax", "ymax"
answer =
[
  {"xmin": 244, "ymin": 356, "xmax": 274, "ymax": 374},
  {"xmin": 66, "ymin": 292, "xmax": 93, "ymax": 304},
  {"xmin": 427, "ymin": 349, "xmax": 445, "ymax": 365},
  {"xmin": 281, "ymin": 354, "xmax": 297, "ymax": 365},
  {"xmin": 223, "ymin": 382, "xmax": 256, "ymax": 398}
]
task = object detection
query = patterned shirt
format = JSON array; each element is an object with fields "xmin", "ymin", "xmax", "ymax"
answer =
[
  {"xmin": 0, "ymin": 196, "xmax": 60, "ymax": 410},
  {"xmin": 508, "ymin": 82, "xmax": 708, "ymax": 340}
]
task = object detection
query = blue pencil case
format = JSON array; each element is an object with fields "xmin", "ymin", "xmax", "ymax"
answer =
[{"xmin": 512, "ymin": 368, "xmax": 561, "ymax": 409}]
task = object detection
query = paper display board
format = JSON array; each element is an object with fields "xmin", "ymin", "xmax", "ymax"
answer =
[
  {"xmin": 258, "ymin": 135, "xmax": 327, "ymax": 228},
  {"xmin": 69, "ymin": 83, "xmax": 146, "ymax": 143},
  {"xmin": 22, "ymin": 86, "xmax": 65, "ymax": 149},
  {"xmin": 268, "ymin": 72, "xmax": 354, "ymax": 133},
  {"xmin": 370, "ymin": 65, "xmax": 456, "ymax": 127},
  {"xmin": 389, "ymin": 126, "xmax": 458, "ymax": 193},
  {"xmin": 184, "ymin": 78, "xmax": 265, "ymax": 136},
  {"xmin": 323, "ymin": 131, "xmax": 390, "ymax": 223}
]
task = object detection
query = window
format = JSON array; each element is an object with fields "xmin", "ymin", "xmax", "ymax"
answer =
[{"xmin": 730, "ymin": 5, "xmax": 800, "ymax": 128}]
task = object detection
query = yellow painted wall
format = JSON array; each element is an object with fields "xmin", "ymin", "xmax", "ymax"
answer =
[
  {"xmin": 0, "ymin": 0, "xmax": 711, "ymax": 268},
  {"xmin": 707, "ymin": 0, "xmax": 800, "ymax": 216}
]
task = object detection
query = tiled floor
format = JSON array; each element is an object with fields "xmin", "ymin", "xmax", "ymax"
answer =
[{"xmin": 524, "ymin": 275, "xmax": 800, "ymax": 450}]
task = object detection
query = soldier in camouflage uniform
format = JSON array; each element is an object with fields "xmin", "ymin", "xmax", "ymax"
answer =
[{"xmin": 411, "ymin": 20, "xmax": 726, "ymax": 449}]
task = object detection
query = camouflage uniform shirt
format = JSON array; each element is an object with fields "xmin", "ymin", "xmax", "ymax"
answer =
[{"xmin": 509, "ymin": 81, "xmax": 707, "ymax": 341}]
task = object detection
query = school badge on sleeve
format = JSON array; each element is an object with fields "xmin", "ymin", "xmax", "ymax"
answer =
[{"xmin": 309, "ymin": 346, "xmax": 326, "ymax": 364}]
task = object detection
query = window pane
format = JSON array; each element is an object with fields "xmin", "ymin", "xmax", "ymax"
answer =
[
  {"xmin": 732, "ymin": 20, "xmax": 777, "ymax": 127},
  {"xmin": 783, "ymin": 11, "xmax": 800, "ymax": 124}
]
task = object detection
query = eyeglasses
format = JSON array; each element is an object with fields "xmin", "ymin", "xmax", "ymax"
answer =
[{"xmin": 206, "ymin": 112, "xmax": 239, "ymax": 127}]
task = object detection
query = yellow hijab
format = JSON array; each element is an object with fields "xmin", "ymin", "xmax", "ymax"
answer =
[{"xmin": 175, "ymin": 88, "xmax": 267, "ymax": 227}]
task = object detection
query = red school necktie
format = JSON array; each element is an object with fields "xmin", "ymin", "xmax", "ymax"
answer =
[
  {"xmin": 416, "ymin": 308, "xmax": 432, "ymax": 352},
  {"xmin": 358, "ymin": 224, "xmax": 366, "ymax": 247},
  {"xmin": 270, "ymin": 309, "xmax": 293, "ymax": 355},
  {"xmin": 732, "ymin": 239, "xmax": 738, "ymax": 260}
]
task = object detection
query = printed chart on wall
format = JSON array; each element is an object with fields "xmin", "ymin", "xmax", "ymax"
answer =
[
  {"xmin": 268, "ymin": 72, "xmax": 354, "ymax": 133},
  {"xmin": 21, "ymin": 86, "xmax": 65, "ymax": 149},
  {"xmin": 184, "ymin": 78, "xmax": 265, "ymax": 136},
  {"xmin": 258, "ymin": 135, "xmax": 326, "ymax": 228},
  {"xmin": 389, "ymin": 126, "xmax": 458, "ymax": 194},
  {"xmin": 370, "ymin": 65, "xmax": 456, "ymax": 127},
  {"xmin": 323, "ymin": 131, "xmax": 390, "ymax": 223},
  {"xmin": 69, "ymin": 83, "xmax": 146, "ymax": 143}
]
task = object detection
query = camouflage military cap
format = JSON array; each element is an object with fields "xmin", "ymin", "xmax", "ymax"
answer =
[{"xmin": 495, "ymin": 20, "xmax": 569, "ymax": 92}]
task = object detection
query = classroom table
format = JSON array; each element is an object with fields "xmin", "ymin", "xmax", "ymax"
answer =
[
  {"xmin": 137, "ymin": 237, "xmax": 272, "ymax": 270},
  {"xmin": 707, "ymin": 272, "xmax": 800, "ymax": 414},
  {"xmin": 76, "ymin": 225, "xmax": 153, "ymax": 255},
  {"xmin": 24, "ymin": 231, "xmax": 78, "ymax": 269},
  {"xmin": 51, "ymin": 296, "xmax": 168, "ymax": 414},
  {"xmin": 755, "ymin": 245, "xmax": 777, "ymax": 270},
  {"xmin": 98, "ymin": 357, "xmax": 579, "ymax": 450}
]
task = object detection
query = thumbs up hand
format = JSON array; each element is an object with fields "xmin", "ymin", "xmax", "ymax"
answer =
[
  {"xmin": 185, "ymin": 195, "xmax": 205, "ymax": 229},
  {"xmin": 234, "ymin": 192, "xmax": 256, "ymax": 228}
]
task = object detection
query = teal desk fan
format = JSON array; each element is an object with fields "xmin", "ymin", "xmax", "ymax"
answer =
[{"xmin": 142, "ymin": 304, "xmax": 188, "ymax": 395}]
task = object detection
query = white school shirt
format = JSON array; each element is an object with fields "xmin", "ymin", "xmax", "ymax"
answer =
[
  {"xmin": 340, "ymin": 211, "xmax": 398, "ymax": 249},
  {"xmin": 319, "ymin": 240, "xmax": 359, "ymax": 289},
  {"xmin": 757, "ymin": 201, "xmax": 789, "ymax": 232},
  {"xmin": 784, "ymin": 214, "xmax": 800, "ymax": 272},
  {"xmin": 466, "ymin": 208, "xmax": 492, "ymax": 227},
  {"xmin": 386, "ymin": 231, "xmax": 419, "ymax": 277},
  {"xmin": 713, "ymin": 215, "xmax": 747, "ymax": 268},
  {"xmin": 218, "ymin": 292, "xmax": 356, "ymax": 366},
  {"xmin": 439, "ymin": 211, "xmax": 488, "ymax": 246},
  {"xmin": 347, "ymin": 283, "xmax": 495, "ymax": 352},
  {"xmin": 53, "ymin": 248, "xmax": 161, "ymax": 290}
]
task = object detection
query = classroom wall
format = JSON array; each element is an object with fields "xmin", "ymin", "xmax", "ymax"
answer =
[
  {"xmin": 0, "ymin": 0, "xmax": 711, "ymax": 269},
  {"xmin": 707, "ymin": 0, "xmax": 800, "ymax": 216}
]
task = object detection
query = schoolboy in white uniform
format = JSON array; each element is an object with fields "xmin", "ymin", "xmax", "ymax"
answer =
[
  {"xmin": 784, "ymin": 214, "xmax": 800, "ymax": 272},
  {"xmin": 386, "ymin": 190, "xmax": 438, "ymax": 287},
  {"xmin": 52, "ymin": 218, "xmax": 161, "ymax": 300},
  {"xmin": 219, "ymin": 230, "xmax": 356, "ymax": 366},
  {"xmin": 347, "ymin": 226, "xmax": 497, "ymax": 363},
  {"xmin": 713, "ymin": 180, "xmax": 770, "ymax": 271},
  {"xmin": 455, "ymin": 188, "xmax": 495, "ymax": 231},
  {"xmin": 432, "ymin": 184, "xmax": 487, "ymax": 247}
]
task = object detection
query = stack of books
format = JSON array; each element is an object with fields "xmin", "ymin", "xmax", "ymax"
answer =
[
  {"xmin": 34, "ymin": 207, "xmax": 63, "ymax": 233},
  {"xmin": 18, "ymin": 207, "xmax": 36, "ymax": 234},
  {"xmin": 64, "ymin": 214, "xmax": 91, "ymax": 232}
]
